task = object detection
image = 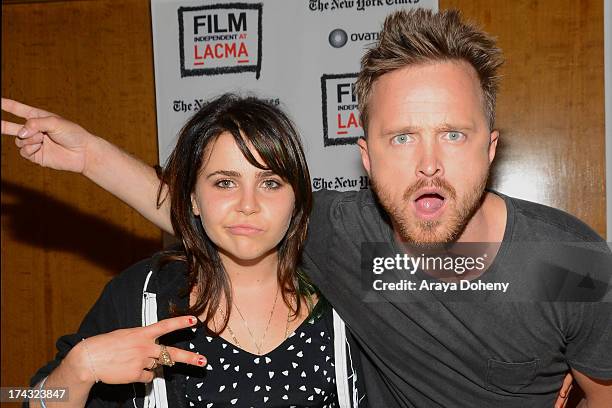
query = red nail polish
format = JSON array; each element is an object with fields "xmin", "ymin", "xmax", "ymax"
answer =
[
  {"xmin": 189, "ymin": 317, "xmax": 197, "ymax": 325},
  {"xmin": 197, "ymin": 357, "xmax": 206, "ymax": 366}
]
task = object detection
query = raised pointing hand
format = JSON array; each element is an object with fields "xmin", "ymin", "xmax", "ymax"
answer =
[{"xmin": 2, "ymin": 98, "xmax": 94, "ymax": 173}]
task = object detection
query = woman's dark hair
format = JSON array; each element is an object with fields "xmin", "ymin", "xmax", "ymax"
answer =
[{"xmin": 158, "ymin": 93, "xmax": 314, "ymax": 334}]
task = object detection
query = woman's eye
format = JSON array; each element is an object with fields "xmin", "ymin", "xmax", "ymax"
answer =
[
  {"xmin": 445, "ymin": 131, "xmax": 465, "ymax": 142},
  {"xmin": 391, "ymin": 134, "xmax": 411, "ymax": 145},
  {"xmin": 262, "ymin": 179, "xmax": 281, "ymax": 189},
  {"xmin": 215, "ymin": 179, "xmax": 235, "ymax": 189}
]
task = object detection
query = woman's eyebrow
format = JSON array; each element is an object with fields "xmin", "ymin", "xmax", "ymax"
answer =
[
  {"xmin": 256, "ymin": 170, "xmax": 277, "ymax": 178},
  {"xmin": 205, "ymin": 170, "xmax": 277, "ymax": 179},
  {"xmin": 206, "ymin": 170, "xmax": 241, "ymax": 178}
]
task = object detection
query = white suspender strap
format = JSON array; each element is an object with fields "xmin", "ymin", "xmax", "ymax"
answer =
[
  {"xmin": 333, "ymin": 309, "xmax": 351, "ymax": 408},
  {"xmin": 141, "ymin": 270, "xmax": 169, "ymax": 408}
]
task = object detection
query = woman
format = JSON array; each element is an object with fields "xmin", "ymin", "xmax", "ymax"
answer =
[{"xmin": 12, "ymin": 94, "xmax": 362, "ymax": 407}]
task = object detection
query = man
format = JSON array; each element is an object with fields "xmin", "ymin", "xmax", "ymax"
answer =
[
  {"xmin": 302, "ymin": 10, "xmax": 612, "ymax": 406},
  {"xmin": 3, "ymin": 8, "xmax": 610, "ymax": 407}
]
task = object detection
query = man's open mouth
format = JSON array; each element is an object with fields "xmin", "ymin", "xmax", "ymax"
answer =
[{"xmin": 413, "ymin": 190, "xmax": 447, "ymax": 218}]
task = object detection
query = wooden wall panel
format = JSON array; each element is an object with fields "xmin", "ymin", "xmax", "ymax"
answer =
[
  {"xmin": 441, "ymin": 0, "xmax": 606, "ymax": 237},
  {"xmin": 1, "ymin": 0, "xmax": 162, "ymax": 388}
]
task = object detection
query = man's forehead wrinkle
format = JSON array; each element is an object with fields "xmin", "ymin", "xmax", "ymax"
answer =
[
  {"xmin": 374, "ymin": 86, "xmax": 469, "ymax": 114},
  {"xmin": 383, "ymin": 107, "xmax": 461, "ymax": 129},
  {"xmin": 373, "ymin": 62, "xmax": 485, "ymax": 101}
]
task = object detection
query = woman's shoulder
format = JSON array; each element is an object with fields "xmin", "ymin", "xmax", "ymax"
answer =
[
  {"xmin": 310, "ymin": 294, "xmax": 331, "ymax": 316},
  {"xmin": 108, "ymin": 248, "xmax": 188, "ymax": 298},
  {"xmin": 306, "ymin": 295, "xmax": 334, "ymax": 331}
]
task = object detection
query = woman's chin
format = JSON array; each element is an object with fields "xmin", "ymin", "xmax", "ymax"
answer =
[{"xmin": 219, "ymin": 245, "xmax": 277, "ymax": 265}]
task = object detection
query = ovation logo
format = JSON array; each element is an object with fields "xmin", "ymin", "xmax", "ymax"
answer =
[
  {"xmin": 328, "ymin": 28, "xmax": 380, "ymax": 48},
  {"xmin": 178, "ymin": 3, "xmax": 263, "ymax": 78}
]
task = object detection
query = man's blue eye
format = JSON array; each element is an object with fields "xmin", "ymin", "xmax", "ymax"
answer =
[
  {"xmin": 392, "ymin": 134, "xmax": 410, "ymax": 144},
  {"xmin": 446, "ymin": 131, "xmax": 464, "ymax": 141}
]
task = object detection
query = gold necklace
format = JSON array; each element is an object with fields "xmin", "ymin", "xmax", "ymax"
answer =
[{"xmin": 223, "ymin": 287, "xmax": 291, "ymax": 355}]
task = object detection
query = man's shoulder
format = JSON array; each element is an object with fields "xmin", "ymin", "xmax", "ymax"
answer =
[
  {"xmin": 506, "ymin": 194, "xmax": 604, "ymax": 243},
  {"xmin": 305, "ymin": 190, "xmax": 385, "ymax": 284},
  {"xmin": 309, "ymin": 189, "xmax": 389, "ymax": 245},
  {"xmin": 313, "ymin": 188, "xmax": 376, "ymax": 207},
  {"xmin": 312, "ymin": 188, "xmax": 380, "ymax": 218}
]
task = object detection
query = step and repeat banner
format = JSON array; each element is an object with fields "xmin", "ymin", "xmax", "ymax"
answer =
[{"xmin": 151, "ymin": 0, "xmax": 437, "ymax": 192}]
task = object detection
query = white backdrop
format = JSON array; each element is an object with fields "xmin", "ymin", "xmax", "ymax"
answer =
[{"xmin": 151, "ymin": 0, "xmax": 438, "ymax": 192}]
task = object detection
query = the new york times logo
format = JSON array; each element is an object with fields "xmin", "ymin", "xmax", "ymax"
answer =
[
  {"xmin": 178, "ymin": 3, "xmax": 263, "ymax": 78},
  {"xmin": 321, "ymin": 73, "xmax": 363, "ymax": 146},
  {"xmin": 310, "ymin": 0, "xmax": 420, "ymax": 12}
]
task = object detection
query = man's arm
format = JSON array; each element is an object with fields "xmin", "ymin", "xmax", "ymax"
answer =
[
  {"xmin": 570, "ymin": 369, "xmax": 612, "ymax": 408},
  {"xmin": 2, "ymin": 98, "xmax": 174, "ymax": 234},
  {"xmin": 84, "ymin": 136, "xmax": 173, "ymax": 234}
]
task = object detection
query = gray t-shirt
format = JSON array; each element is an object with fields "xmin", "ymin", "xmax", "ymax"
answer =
[{"xmin": 303, "ymin": 189, "xmax": 612, "ymax": 407}]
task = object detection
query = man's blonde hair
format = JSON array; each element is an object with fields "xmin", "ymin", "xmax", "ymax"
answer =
[{"xmin": 356, "ymin": 8, "xmax": 504, "ymax": 132}]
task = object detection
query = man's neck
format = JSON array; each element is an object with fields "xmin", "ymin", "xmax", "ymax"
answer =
[{"xmin": 458, "ymin": 191, "xmax": 507, "ymax": 243}]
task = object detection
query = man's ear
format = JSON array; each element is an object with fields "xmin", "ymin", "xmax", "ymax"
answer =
[
  {"xmin": 191, "ymin": 194, "xmax": 200, "ymax": 216},
  {"xmin": 357, "ymin": 136, "xmax": 371, "ymax": 176},
  {"xmin": 488, "ymin": 130, "xmax": 499, "ymax": 164}
]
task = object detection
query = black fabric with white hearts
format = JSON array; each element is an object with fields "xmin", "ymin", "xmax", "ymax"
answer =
[{"xmin": 185, "ymin": 300, "xmax": 338, "ymax": 407}]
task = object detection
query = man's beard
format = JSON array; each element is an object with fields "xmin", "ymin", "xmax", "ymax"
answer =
[{"xmin": 371, "ymin": 171, "xmax": 489, "ymax": 245}]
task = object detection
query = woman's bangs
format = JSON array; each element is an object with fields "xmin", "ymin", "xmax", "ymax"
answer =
[{"xmin": 232, "ymin": 125, "xmax": 296, "ymax": 184}]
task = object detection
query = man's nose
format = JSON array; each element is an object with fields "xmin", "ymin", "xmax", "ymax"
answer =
[{"xmin": 416, "ymin": 142, "xmax": 443, "ymax": 178}]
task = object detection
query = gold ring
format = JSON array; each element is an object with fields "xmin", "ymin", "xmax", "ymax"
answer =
[
  {"xmin": 147, "ymin": 359, "xmax": 159, "ymax": 370},
  {"xmin": 157, "ymin": 345, "xmax": 174, "ymax": 367}
]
